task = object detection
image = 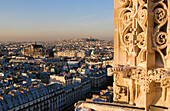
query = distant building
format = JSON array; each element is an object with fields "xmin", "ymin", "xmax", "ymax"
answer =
[
  {"xmin": 86, "ymin": 86, "xmax": 113, "ymax": 103},
  {"xmin": 57, "ymin": 50, "xmax": 77, "ymax": 58},
  {"xmin": 0, "ymin": 83, "xmax": 66, "ymax": 111},
  {"xmin": 90, "ymin": 70, "xmax": 107, "ymax": 92},
  {"xmin": 22, "ymin": 43, "xmax": 53, "ymax": 58},
  {"xmin": 57, "ymin": 50, "xmax": 87, "ymax": 58}
]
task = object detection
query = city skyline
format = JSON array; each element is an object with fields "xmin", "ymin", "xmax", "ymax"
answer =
[{"xmin": 0, "ymin": 0, "xmax": 114, "ymax": 41}]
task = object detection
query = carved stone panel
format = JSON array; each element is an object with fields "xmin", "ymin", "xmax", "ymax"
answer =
[
  {"xmin": 113, "ymin": 0, "xmax": 170, "ymax": 109},
  {"xmin": 114, "ymin": 0, "xmax": 169, "ymax": 69}
]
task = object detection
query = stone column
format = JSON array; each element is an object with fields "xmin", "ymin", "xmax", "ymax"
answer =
[
  {"xmin": 113, "ymin": 74, "xmax": 117, "ymax": 101},
  {"xmin": 167, "ymin": 0, "xmax": 170, "ymax": 68},
  {"xmin": 146, "ymin": 0, "xmax": 155, "ymax": 69},
  {"xmin": 129, "ymin": 79, "xmax": 135, "ymax": 104},
  {"xmin": 162, "ymin": 87, "xmax": 166, "ymax": 102}
]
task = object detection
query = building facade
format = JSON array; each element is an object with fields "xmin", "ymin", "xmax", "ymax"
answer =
[
  {"xmin": 0, "ymin": 76, "xmax": 91, "ymax": 111},
  {"xmin": 112, "ymin": 0, "xmax": 170, "ymax": 110},
  {"xmin": 22, "ymin": 43, "xmax": 51, "ymax": 58},
  {"xmin": 0, "ymin": 83, "xmax": 65, "ymax": 111}
]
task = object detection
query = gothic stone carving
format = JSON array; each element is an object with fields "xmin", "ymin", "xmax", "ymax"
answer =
[{"xmin": 114, "ymin": 0, "xmax": 170, "ymax": 109}]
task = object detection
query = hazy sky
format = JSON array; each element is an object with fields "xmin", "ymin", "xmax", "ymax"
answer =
[{"xmin": 0, "ymin": 0, "xmax": 114, "ymax": 41}]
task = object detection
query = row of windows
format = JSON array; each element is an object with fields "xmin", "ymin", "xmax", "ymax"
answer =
[{"xmin": 11, "ymin": 92, "xmax": 65, "ymax": 111}]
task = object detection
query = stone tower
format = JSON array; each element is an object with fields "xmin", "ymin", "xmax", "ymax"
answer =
[{"xmin": 112, "ymin": 0, "xmax": 170, "ymax": 110}]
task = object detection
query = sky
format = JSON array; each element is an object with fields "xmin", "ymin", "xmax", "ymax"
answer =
[{"xmin": 0, "ymin": 0, "xmax": 114, "ymax": 41}]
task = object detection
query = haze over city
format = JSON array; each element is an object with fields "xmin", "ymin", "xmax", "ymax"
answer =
[{"xmin": 0, "ymin": 0, "xmax": 114, "ymax": 41}]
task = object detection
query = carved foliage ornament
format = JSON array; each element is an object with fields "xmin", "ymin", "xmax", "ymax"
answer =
[
  {"xmin": 137, "ymin": 32, "xmax": 146, "ymax": 49},
  {"xmin": 154, "ymin": 8, "xmax": 167, "ymax": 24},
  {"xmin": 123, "ymin": 12, "xmax": 132, "ymax": 25},
  {"xmin": 124, "ymin": 33, "xmax": 132, "ymax": 45},
  {"xmin": 161, "ymin": 77, "xmax": 170, "ymax": 87},
  {"xmin": 155, "ymin": 32, "xmax": 167, "ymax": 49},
  {"xmin": 137, "ymin": 4, "xmax": 147, "ymax": 48},
  {"xmin": 119, "ymin": 0, "xmax": 147, "ymax": 65},
  {"xmin": 118, "ymin": 0, "xmax": 132, "ymax": 7},
  {"xmin": 138, "ymin": 8, "xmax": 147, "ymax": 26},
  {"xmin": 112, "ymin": 64, "xmax": 170, "ymax": 94},
  {"xmin": 119, "ymin": 0, "xmax": 133, "ymax": 48},
  {"xmin": 152, "ymin": 1, "xmax": 168, "ymax": 66}
]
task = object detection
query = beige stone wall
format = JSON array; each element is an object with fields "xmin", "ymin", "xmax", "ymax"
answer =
[
  {"xmin": 114, "ymin": 0, "xmax": 169, "ymax": 69},
  {"xmin": 75, "ymin": 101, "xmax": 145, "ymax": 111}
]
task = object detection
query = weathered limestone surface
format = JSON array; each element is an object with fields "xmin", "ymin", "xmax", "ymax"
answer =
[
  {"xmin": 112, "ymin": 0, "xmax": 170, "ymax": 110},
  {"xmin": 75, "ymin": 101, "xmax": 145, "ymax": 111}
]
